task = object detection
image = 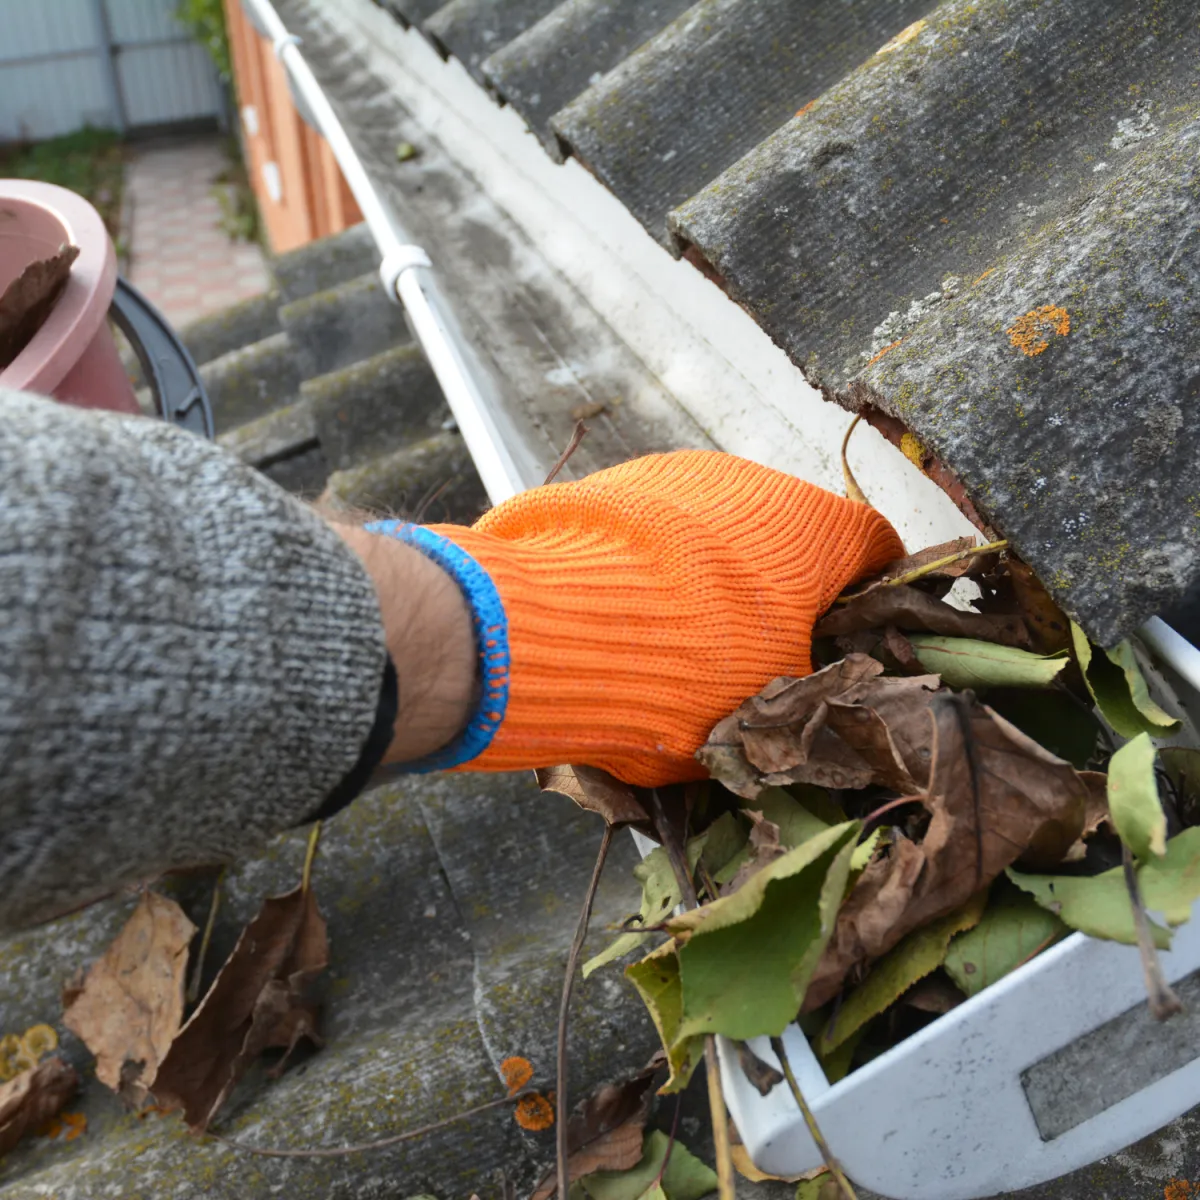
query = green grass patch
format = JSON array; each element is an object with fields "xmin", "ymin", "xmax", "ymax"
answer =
[{"xmin": 0, "ymin": 127, "xmax": 126, "ymax": 241}]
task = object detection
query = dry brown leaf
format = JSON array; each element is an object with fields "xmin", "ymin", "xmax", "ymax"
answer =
[
  {"xmin": 804, "ymin": 693, "xmax": 1087, "ymax": 1009},
  {"xmin": 0, "ymin": 1059, "xmax": 78, "ymax": 1155},
  {"xmin": 570, "ymin": 400, "xmax": 608, "ymax": 421},
  {"xmin": 814, "ymin": 584, "xmax": 1029, "ymax": 648},
  {"xmin": 63, "ymin": 891, "xmax": 195, "ymax": 1106},
  {"xmin": 735, "ymin": 1041, "xmax": 784, "ymax": 1095},
  {"xmin": 729, "ymin": 1120, "xmax": 812, "ymax": 1182},
  {"xmin": 0, "ymin": 245, "xmax": 80, "ymax": 369},
  {"xmin": 529, "ymin": 1052, "xmax": 664, "ymax": 1200},
  {"xmin": 152, "ymin": 885, "xmax": 327, "ymax": 1131},
  {"xmin": 700, "ymin": 658, "xmax": 942, "ymax": 798},
  {"xmin": 724, "ymin": 811, "xmax": 785, "ymax": 895},
  {"xmin": 1007, "ymin": 554, "xmax": 1071, "ymax": 654},
  {"xmin": 535, "ymin": 765, "xmax": 649, "ymax": 827}
]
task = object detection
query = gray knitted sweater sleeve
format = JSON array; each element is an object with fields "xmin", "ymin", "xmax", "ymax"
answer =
[{"xmin": 0, "ymin": 389, "xmax": 388, "ymax": 932}]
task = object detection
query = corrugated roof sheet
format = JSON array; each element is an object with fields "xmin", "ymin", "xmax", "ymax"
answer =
[{"xmin": 372, "ymin": 0, "xmax": 1199, "ymax": 645}]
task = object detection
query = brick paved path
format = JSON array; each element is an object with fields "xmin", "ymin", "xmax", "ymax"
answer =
[{"xmin": 126, "ymin": 135, "xmax": 270, "ymax": 329}]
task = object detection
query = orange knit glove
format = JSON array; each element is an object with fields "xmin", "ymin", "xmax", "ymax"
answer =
[{"xmin": 372, "ymin": 450, "xmax": 902, "ymax": 786}]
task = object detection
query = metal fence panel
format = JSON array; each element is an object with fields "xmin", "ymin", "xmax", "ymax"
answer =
[{"xmin": 0, "ymin": 0, "xmax": 222, "ymax": 142}]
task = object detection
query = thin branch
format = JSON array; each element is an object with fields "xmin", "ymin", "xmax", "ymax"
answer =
[
  {"xmin": 651, "ymin": 1094, "xmax": 684, "ymax": 1191},
  {"xmin": 840, "ymin": 414, "xmax": 868, "ymax": 506},
  {"xmin": 770, "ymin": 1036, "xmax": 857, "ymax": 1200},
  {"xmin": 210, "ymin": 1088, "xmax": 542, "ymax": 1158},
  {"xmin": 647, "ymin": 789, "xmax": 697, "ymax": 908},
  {"xmin": 1122, "ymin": 844, "xmax": 1183, "ymax": 1021},
  {"xmin": 834, "ymin": 539, "xmax": 1008, "ymax": 604},
  {"xmin": 301, "ymin": 822, "xmax": 322, "ymax": 895},
  {"xmin": 544, "ymin": 421, "xmax": 590, "ymax": 485},
  {"xmin": 646, "ymin": 789, "xmax": 732, "ymax": 1200},
  {"xmin": 861, "ymin": 795, "xmax": 924, "ymax": 832},
  {"xmin": 187, "ymin": 868, "xmax": 225, "ymax": 1004},
  {"xmin": 557, "ymin": 822, "xmax": 616, "ymax": 1200},
  {"xmin": 705, "ymin": 1040, "xmax": 736, "ymax": 1200}
]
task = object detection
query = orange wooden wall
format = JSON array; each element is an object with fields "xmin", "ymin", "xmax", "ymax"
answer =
[{"xmin": 223, "ymin": 0, "xmax": 362, "ymax": 253}]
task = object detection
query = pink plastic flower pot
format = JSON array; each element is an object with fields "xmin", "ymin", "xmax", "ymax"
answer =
[{"xmin": 0, "ymin": 179, "xmax": 139, "ymax": 415}]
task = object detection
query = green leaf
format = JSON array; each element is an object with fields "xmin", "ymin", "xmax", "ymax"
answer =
[
  {"xmin": 907, "ymin": 635, "xmax": 1067, "ymax": 689},
  {"xmin": 850, "ymin": 827, "xmax": 883, "ymax": 874},
  {"xmin": 581, "ymin": 1131, "xmax": 718, "ymax": 1200},
  {"xmin": 670, "ymin": 823, "xmax": 861, "ymax": 1041},
  {"xmin": 625, "ymin": 943, "xmax": 705, "ymax": 1093},
  {"xmin": 585, "ymin": 838, "xmax": 707, "ymax": 978},
  {"xmin": 1070, "ymin": 622, "xmax": 1180, "ymax": 738},
  {"xmin": 795, "ymin": 1174, "xmax": 831, "ymax": 1200},
  {"xmin": 1160, "ymin": 747, "xmax": 1200, "ymax": 821},
  {"xmin": 944, "ymin": 883, "xmax": 1068, "ymax": 998},
  {"xmin": 583, "ymin": 930, "xmax": 654, "ymax": 978},
  {"xmin": 699, "ymin": 811, "xmax": 748, "ymax": 877},
  {"xmin": 1006, "ymin": 830, "xmax": 1200, "ymax": 945},
  {"xmin": 816, "ymin": 891, "xmax": 987, "ymax": 1055},
  {"xmin": 820, "ymin": 1024, "xmax": 868, "ymax": 1084},
  {"xmin": 746, "ymin": 786, "xmax": 830, "ymax": 848},
  {"xmin": 788, "ymin": 784, "xmax": 849, "ymax": 825},
  {"xmin": 1107, "ymin": 733, "xmax": 1167, "ymax": 861}
]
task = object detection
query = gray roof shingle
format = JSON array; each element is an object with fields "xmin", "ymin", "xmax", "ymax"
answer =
[{"xmin": 384, "ymin": 0, "xmax": 1200, "ymax": 645}]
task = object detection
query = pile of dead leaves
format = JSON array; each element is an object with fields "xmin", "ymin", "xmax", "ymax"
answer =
[
  {"xmin": 0, "ymin": 873, "xmax": 328, "ymax": 1162},
  {"xmin": 574, "ymin": 536, "xmax": 1200, "ymax": 1188}
]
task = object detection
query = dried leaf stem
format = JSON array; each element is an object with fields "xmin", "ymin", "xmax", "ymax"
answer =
[
  {"xmin": 835, "ymin": 539, "xmax": 1009, "ymax": 604},
  {"xmin": 646, "ymin": 789, "xmax": 732, "ymax": 1200},
  {"xmin": 651, "ymin": 1094, "xmax": 684, "ymax": 1191},
  {"xmin": 557, "ymin": 822, "xmax": 616, "ymax": 1200},
  {"xmin": 210, "ymin": 1087, "xmax": 542, "ymax": 1159},
  {"xmin": 705, "ymin": 1039, "xmax": 737, "ymax": 1200},
  {"xmin": 769, "ymin": 1036, "xmax": 857, "ymax": 1200},
  {"xmin": 187, "ymin": 869, "xmax": 225, "ymax": 1004},
  {"xmin": 840, "ymin": 415, "xmax": 868, "ymax": 506},
  {"xmin": 544, "ymin": 421, "xmax": 590, "ymax": 486},
  {"xmin": 1121, "ymin": 844, "xmax": 1183, "ymax": 1021},
  {"xmin": 301, "ymin": 822, "xmax": 321, "ymax": 895}
]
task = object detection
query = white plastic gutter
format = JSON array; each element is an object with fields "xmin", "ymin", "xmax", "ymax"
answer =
[{"xmin": 240, "ymin": 0, "xmax": 539, "ymax": 506}]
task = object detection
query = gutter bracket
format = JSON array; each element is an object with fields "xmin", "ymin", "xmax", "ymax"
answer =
[{"xmin": 380, "ymin": 244, "xmax": 434, "ymax": 303}]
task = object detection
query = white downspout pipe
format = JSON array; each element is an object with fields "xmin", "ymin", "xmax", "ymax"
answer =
[{"xmin": 239, "ymin": 0, "xmax": 540, "ymax": 505}]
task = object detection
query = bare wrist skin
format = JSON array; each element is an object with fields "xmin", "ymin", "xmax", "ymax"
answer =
[{"xmin": 330, "ymin": 525, "xmax": 478, "ymax": 765}]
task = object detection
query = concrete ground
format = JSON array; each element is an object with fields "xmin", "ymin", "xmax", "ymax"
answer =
[{"xmin": 125, "ymin": 135, "xmax": 270, "ymax": 329}]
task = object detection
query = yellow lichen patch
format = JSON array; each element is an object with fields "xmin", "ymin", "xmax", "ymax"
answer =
[
  {"xmin": 0, "ymin": 1034, "xmax": 21, "ymax": 1082},
  {"xmin": 514, "ymin": 1093, "xmax": 554, "ymax": 1131},
  {"xmin": 1007, "ymin": 305, "xmax": 1071, "ymax": 357},
  {"xmin": 865, "ymin": 338, "xmax": 905, "ymax": 367},
  {"xmin": 500, "ymin": 1055, "xmax": 534, "ymax": 1095},
  {"xmin": 972, "ymin": 267, "xmax": 997, "ymax": 286},
  {"xmin": 20, "ymin": 1024, "xmax": 58, "ymax": 1060},
  {"xmin": 877, "ymin": 19, "xmax": 927, "ymax": 54},
  {"xmin": 795, "ymin": 98, "xmax": 818, "ymax": 119},
  {"xmin": 900, "ymin": 432, "xmax": 926, "ymax": 468}
]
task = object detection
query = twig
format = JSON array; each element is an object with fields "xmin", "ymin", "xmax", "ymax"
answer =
[
  {"xmin": 651, "ymin": 1094, "xmax": 684, "ymax": 1190},
  {"xmin": 646, "ymin": 789, "xmax": 697, "ymax": 908},
  {"xmin": 544, "ymin": 421, "xmax": 590, "ymax": 485},
  {"xmin": 770, "ymin": 1036, "xmax": 857, "ymax": 1200},
  {"xmin": 1121, "ymin": 844, "xmax": 1183, "ymax": 1021},
  {"xmin": 210, "ymin": 1087, "xmax": 542, "ymax": 1158},
  {"xmin": 834, "ymin": 539, "xmax": 1008, "ymax": 603},
  {"xmin": 301, "ymin": 822, "xmax": 322, "ymax": 895},
  {"xmin": 840, "ymin": 415, "xmax": 868, "ymax": 506},
  {"xmin": 187, "ymin": 868, "xmax": 225, "ymax": 1004},
  {"xmin": 557, "ymin": 822, "xmax": 615, "ymax": 1200},
  {"xmin": 411, "ymin": 475, "xmax": 454, "ymax": 523},
  {"xmin": 646, "ymin": 789, "xmax": 732, "ymax": 1200},
  {"xmin": 861, "ymin": 795, "xmax": 923, "ymax": 831},
  {"xmin": 706, "ymin": 1040, "xmax": 737, "ymax": 1200}
]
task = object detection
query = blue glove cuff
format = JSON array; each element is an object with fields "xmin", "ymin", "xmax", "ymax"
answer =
[{"xmin": 364, "ymin": 521, "xmax": 509, "ymax": 772}]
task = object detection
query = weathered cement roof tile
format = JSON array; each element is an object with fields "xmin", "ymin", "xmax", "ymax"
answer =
[
  {"xmin": 482, "ymin": 0, "xmax": 694, "ymax": 156},
  {"xmin": 551, "ymin": 0, "xmax": 937, "ymax": 246},
  {"xmin": 670, "ymin": 0, "xmax": 1200, "ymax": 640},
  {"xmin": 424, "ymin": 0, "xmax": 565, "ymax": 79}
]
